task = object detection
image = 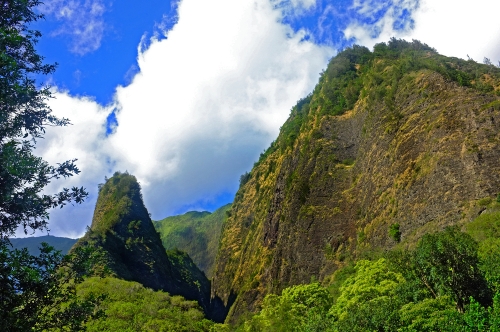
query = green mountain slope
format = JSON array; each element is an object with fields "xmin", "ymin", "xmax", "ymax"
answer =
[
  {"xmin": 212, "ymin": 39, "xmax": 500, "ymax": 322},
  {"xmin": 154, "ymin": 204, "xmax": 230, "ymax": 278},
  {"xmin": 72, "ymin": 172, "xmax": 227, "ymax": 322},
  {"xmin": 10, "ymin": 235, "xmax": 77, "ymax": 255}
]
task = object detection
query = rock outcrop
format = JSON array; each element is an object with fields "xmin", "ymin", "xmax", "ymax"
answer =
[
  {"xmin": 212, "ymin": 40, "xmax": 500, "ymax": 322},
  {"xmin": 73, "ymin": 172, "xmax": 227, "ymax": 322}
]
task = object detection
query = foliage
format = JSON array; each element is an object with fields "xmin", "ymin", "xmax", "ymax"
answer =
[
  {"xmin": 330, "ymin": 258, "xmax": 404, "ymax": 331},
  {"xmin": 325, "ymin": 263, "xmax": 356, "ymax": 301},
  {"xmin": 398, "ymin": 296, "xmax": 464, "ymax": 331},
  {"xmin": 390, "ymin": 226, "xmax": 491, "ymax": 312},
  {"xmin": 320, "ymin": 45, "xmax": 372, "ymax": 116},
  {"xmin": 466, "ymin": 210, "xmax": 500, "ymax": 293},
  {"xmin": 240, "ymin": 172, "xmax": 251, "ymax": 187},
  {"xmin": 373, "ymin": 38, "xmax": 500, "ymax": 92},
  {"xmin": 235, "ymin": 227, "xmax": 499, "ymax": 331},
  {"xmin": 276, "ymin": 94, "xmax": 313, "ymax": 152},
  {"xmin": 93, "ymin": 172, "xmax": 146, "ymax": 232},
  {"xmin": 243, "ymin": 283, "xmax": 333, "ymax": 332},
  {"xmin": 0, "ymin": 241, "xmax": 105, "ymax": 331},
  {"xmin": 0, "ymin": 0, "xmax": 88, "ymax": 238},
  {"xmin": 75, "ymin": 172, "xmax": 225, "ymax": 321},
  {"xmin": 389, "ymin": 223, "xmax": 401, "ymax": 242},
  {"xmin": 78, "ymin": 277, "xmax": 214, "ymax": 332},
  {"xmin": 0, "ymin": 2, "xmax": 95, "ymax": 329}
]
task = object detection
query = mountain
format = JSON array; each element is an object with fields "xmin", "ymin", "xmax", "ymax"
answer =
[
  {"xmin": 211, "ymin": 39, "xmax": 500, "ymax": 322},
  {"xmin": 72, "ymin": 172, "xmax": 227, "ymax": 322},
  {"xmin": 10, "ymin": 235, "xmax": 77, "ymax": 255},
  {"xmin": 154, "ymin": 204, "xmax": 230, "ymax": 278}
]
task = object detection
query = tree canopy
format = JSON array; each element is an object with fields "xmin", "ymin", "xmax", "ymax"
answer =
[{"xmin": 0, "ymin": 0, "xmax": 87, "ymax": 238}]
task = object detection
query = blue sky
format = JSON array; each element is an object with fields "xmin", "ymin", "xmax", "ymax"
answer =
[
  {"xmin": 34, "ymin": 0, "xmax": 178, "ymax": 104},
  {"xmin": 34, "ymin": 0, "xmax": 422, "ymax": 105},
  {"xmin": 25, "ymin": 0, "xmax": 500, "ymax": 238}
]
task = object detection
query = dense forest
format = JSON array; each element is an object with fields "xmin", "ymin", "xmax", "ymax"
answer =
[{"xmin": 1, "ymin": 0, "xmax": 500, "ymax": 331}]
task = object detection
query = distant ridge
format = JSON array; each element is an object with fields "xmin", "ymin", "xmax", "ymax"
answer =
[
  {"xmin": 10, "ymin": 235, "xmax": 77, "ymax": 255},
  {"xmin": 154, "ymin": 203, "xmax": 231, "ymax": 278}
]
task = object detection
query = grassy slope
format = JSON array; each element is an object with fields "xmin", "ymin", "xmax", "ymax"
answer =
[
  {"xmin": 78, "ymin": 277, "xmax": 215, "ymax": 331},
  {"xmin": 154, "ymin": 204, "xmax": 231, "ymax": 279}
]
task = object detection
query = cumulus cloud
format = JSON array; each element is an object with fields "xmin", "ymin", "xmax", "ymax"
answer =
[
  {"xmin": 40, "ymin": 0, "xmax": 106, "ymax": 55},
  {"xmin": 410, "ymin": 0, "xmax": 500, "ymax": 63},
  {"xmin": 344, "ymin": 0, "xmax": 500, "ymax": 63},
  {"xmin": 21, "ymin": 91, "xmax": 111, "ymax": 238},
  {"xmin": 106, "ymin": 0, "xmax": 332, "ymax": 219},
  {"xmin": 31, "ymin": 0, "xmax": 332, "ymax": 237},
  {"xmin": 343, "ymin": 0, "xmax": 419, "ymax": 43},
  {"xmin": 33, "ymin": 0, "xmax": 500, "ymax": 239}
]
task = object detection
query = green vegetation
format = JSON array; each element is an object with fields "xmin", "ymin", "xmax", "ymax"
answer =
[
  {"xmin": 212, "ymin": 37, "xmax": 500, "ymax": 322},
  {"xmin": 154, "ymin": 204, "xmax": 230, "ymax": 278},
  {"xmin": 93, "ymin": 171, "xmax": 147, "ymax": 233},
  {"xmin": 389, "ymin": 223, "xmax": 402, "ymax": 242},
  {"xmin": 320, "ymin": 45, "xmax": 372, "ymax": 116},
  {"xmin": 10, "ymin": 235, "xmax": 78, "ymax": 255},
  {"xmin": 74, "ymin": 172, "xmax": 227, "ymax": 322},
  {"xmin": 466, "ymin": 210, "xmax": 500, "ymax": 293},
  {"xmin": 4, "ymin": 11, "xmax": 500, "ymax": 329},
  {"xmin": 77, "ymin": 277, "xmax": 214, "ymax": 332},
  {"xmin": 255, "ymin": 38, "xmax": 500, "ymax": 169},
  {"xmin": 242, "ymin": 283, "xmax": 333, "ymax": 331},
  {"xmin": 0, "ymin": 242, "xmax": 105, "ymax": 331},
  {"xmin": 0, "ymin": 0, "xmax": 88, "ymax": 238},
  {"xmin": 232, "ymin": 225, "xmax": 500, "ymax": 331},
  {"xmin": 0, "ymin": 1, "xmax": 96, "ymax": 330}
]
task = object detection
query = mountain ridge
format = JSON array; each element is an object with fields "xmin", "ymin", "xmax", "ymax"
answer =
[
  {"xmin": 211, "ymin": 39, "xmax": 500, "ymax": 322},
  {"xmin": 10, "ymin": 235, "xmax": 77, "ymax": 255},
  {"xmin": 72, "ymin": 172, "xmax": 227, "ymax": 322},
  {"xmin": 154, "ymin": 203, "xmax": 230, "ymax": 279}
]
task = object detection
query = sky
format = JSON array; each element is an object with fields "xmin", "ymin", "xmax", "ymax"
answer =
[{"xmin": 23, "ymin": 0, "xmax": 500, "ymax": 238}]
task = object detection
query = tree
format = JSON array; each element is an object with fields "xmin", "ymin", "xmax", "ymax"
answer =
[
  {"xmin": 0, "ymin": 0, "xmax": 88, "ymax": 238},
  {"xmin": 0, "ymin": 1, "xmax": 100, "ymax": 330},
  {"xmin": 245, "ymin": 283, "xmax": 333, "ymax": 332},
  {"xmin": 0, "ymin": 242, "xmax": 106, "ymax": 331},
  {"xmin": 392, "ymin": 227, "xmax": 491, "ymax": 312},
  {"xmin": 330, "ymin": 258, "xmax": 405, "ymax": 331}
]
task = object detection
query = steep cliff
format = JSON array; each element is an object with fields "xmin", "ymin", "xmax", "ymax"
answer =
[
  {"xmin": 154, "ymin": 204, "xmax": 230, "ymax": 279},
  {"xmin": 73, "ymin": 172, "xmax": 226, "ymax": 321},
  {"xmin": 212, "ymin": 39, "xmax": 500, "ymax": 322}
]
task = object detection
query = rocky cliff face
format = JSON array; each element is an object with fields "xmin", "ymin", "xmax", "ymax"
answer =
[
  {"xmin": 73, "ymin": 172, "xmax": 227, "ymax": 322},
  {"xmin": 212, "ymin": 40, "xmax": 500, "ymax": 322}
]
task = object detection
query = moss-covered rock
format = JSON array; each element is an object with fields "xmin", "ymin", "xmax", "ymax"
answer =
[
  {"xmin": 212, "ymin": 39, "xmax": 500, "ymax": 323},
  {"xmin": 73, "ymin": 172, "xmax": 227, "ymax": 322}
]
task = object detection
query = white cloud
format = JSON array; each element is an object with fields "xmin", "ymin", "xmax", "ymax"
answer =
[
  {"xmin": 107, "ymin": 0, "xmax": 332, "ymax": 218},
  {"xmin": 344, "ymin": 0, "xmax": 500, "ymax": 63},
  {"xmin": 27, "ymin": 0, "xmax": 500, "ymax": 239},
  {"xmin": 16, "ymin": 91, "xmax": 111, "ymax": 238},
  {"xmin": 30, "ymin": 0, "xmax": 332, "ymax": 238},
  {"xmin": 343, "ymin": 0, "xmax": 419, "ymax": 43},
  {"xmin": 410, "ymin": 0, "xmax": 500, "ymax": 63},
  {"xmin": 40, "ymin": 0, "xmax": 106, "ymax": 55},
  {"xmin": 287, "ymin": 0, "xmax": 317, "ymax": 11}
]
